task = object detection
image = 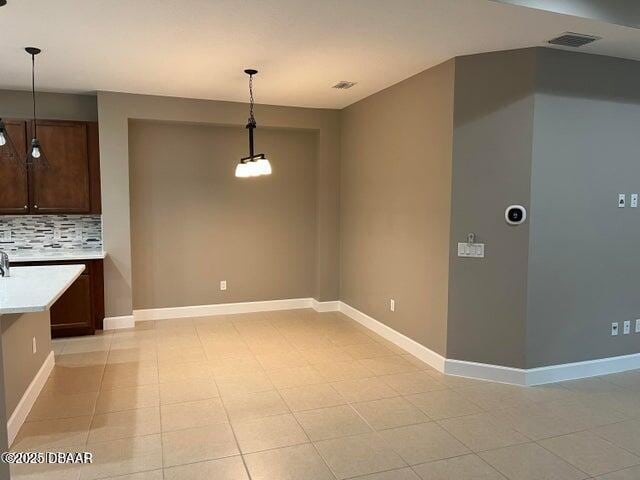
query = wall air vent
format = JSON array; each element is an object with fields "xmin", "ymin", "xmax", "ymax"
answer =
[
  {"xmin": 332, "ymin": 81, "xmax": 357, "ymax": 89},
  {"xmin": 548, "ymin": 32, "xmax": 601, "ymax": 48}
]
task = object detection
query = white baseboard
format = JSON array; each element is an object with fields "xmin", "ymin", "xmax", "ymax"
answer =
[
  {"xmin": 312, "ymin": 300, "xmax": 341, "ymax": 312},
  {"xmin": 338, "ymin": 302, "xmax": 447, "ymax": 372},
  {"xmin": 444, "ymin": 359, "xmax": 526, "ymax": 385},
  {"xmin": 104, "ymin": 315, "xmax": 135, "ymax": 330},
  {"xmin": 133, "ymin": 298, "xmax": 315, "ymax": 322},
  {"xmin": 7, "ymin": 350, "xmax": 55, "ymax": 446}
]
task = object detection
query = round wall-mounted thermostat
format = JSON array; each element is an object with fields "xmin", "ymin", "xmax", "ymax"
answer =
[{"xmin": 505, "ymin": 205, "xmax": 527, "ymax": 225}]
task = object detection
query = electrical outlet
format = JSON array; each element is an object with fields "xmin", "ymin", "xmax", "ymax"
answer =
[
  {"xmin": 636, "ymin": 319, "xmax": 640, "ymax": 334},
  {"xmin": 612, "ymin": 322, "xmax": 619, "ymax": 336},
  {"xmin": 632, "ymin": 194, "xmax": 639, "ymax": 208},
  {"xmin": 619, "ymin": 194, "xmax": 626, "ymax": 208},
  {"xmin": 390, "ymin": 299, "xmax": 395, "ymax": 312},
  {"xmin": 220, "ymin": 280, "xmax": 227, "ymax": 291},
  {"xmin": 32, "ymin": 337, "xmax": 37, "ymax": 354},
  {"xmin": 624, "ymin": 320, "xmax": 631, "ymax": 335}
]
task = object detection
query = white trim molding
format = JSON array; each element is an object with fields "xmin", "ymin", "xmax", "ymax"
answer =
[
  {"xmin": 311, "ymin": 300, "xmax": 341, "ymax": 312},
  {"xmin": 339, "ymin": 302, "xmax": 447, "ymax": 372},
  {"xmin": 7, "ymin": 350, "xmax": 55, "ymax": 446},
  {"xmin": 104, "ymin": 315, "xmax": 135, "ymax": 330},
  {"xmin": 133, "ymin": 298, "xmax": 314, "ymax": 322}
]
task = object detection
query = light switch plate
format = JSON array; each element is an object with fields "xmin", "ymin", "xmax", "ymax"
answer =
[
  {"xmin": 624, "ymin": 320, "xmax": 631, "ymax": 335},
  {"xmin": 390, "ymin": 299, "xmax": 395, "ymax": 312},
  {"xmin": 635, "ymin": 319, "xmax": 640, "ymax": 334},
  {"xmin": 632, "ymin": 194, "xmax": 638, "ymax": 208},
  {"xmin": 220, "ymin": 280, "xmax": 227, "ymax": 291},
  {"xmin": 457, "ymin": 242, "xmax": 485, "ymax": 258},
  {"xmin": 612, "ymin": 322, "xmax": 619, "ymax": 336}
]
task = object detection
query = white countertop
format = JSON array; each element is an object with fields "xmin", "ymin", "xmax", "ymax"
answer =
[
  {"xmin": 0, "ymin": 265, "xmax": 85, "ymax": 314},
  {"xmin": 8, "ymin": 250, "xmax": 106, "ymax": 262}
]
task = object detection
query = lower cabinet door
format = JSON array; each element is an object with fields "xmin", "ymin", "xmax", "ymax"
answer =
[{"xmin": 50, "ymin": 273, "xmax": 95, "ymax": 338}]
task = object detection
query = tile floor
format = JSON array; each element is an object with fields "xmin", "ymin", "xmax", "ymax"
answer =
[{"xmin": 10, "ymin": 308, "xmax": 640, "ymax": 479}]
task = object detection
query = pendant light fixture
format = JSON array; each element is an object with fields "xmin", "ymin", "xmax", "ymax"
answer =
[
  {"xmin": 235, "ymin": 69, "xmax": 271, "ymax": 178},
  {"xmin": 0, "ymin": 118, "xmax": 19, "ymax": 162},
  {"xmin": 25, "ymin": 47, "xmax": 46, "ymax": 165}
]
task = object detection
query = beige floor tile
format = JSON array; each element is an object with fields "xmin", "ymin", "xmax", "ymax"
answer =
[
  {"xmin": 157, "ymin": 346, "xmax": 207, "ymax": 365},
  {"xmin": 267, "ymin": 366, "xmax": 326, "ymax": 389},
  {"xmin": 559, "ymin": 377, "xmax": 623, "ymax": 394},
  {"xmin": 27, "ymin": 391, "xmax": 98, "ymax": 421},
  {"xmin": 163, "ymin": 456, "xmax": 249, "ymax": 480},
  {"xmin": 224, "ymin": 390, "xmax": 290, "ymax": 422},
  {"xmin": 328, "ymin": 331, "xmax": 378, "ymax": 347},
  {"xmin": 44, "ymin": 366, "xmax": 104, "ymax": 394},
  {"xmin": 437, "ymin": 412, "xmax": 529, "ymax": 452},
  {"xmin": 540, "ymin": 431, "xmax": 640, "ymax": 477},
  {"xmin": 215, "ymin": 372, "xmax": 274, "ymax": 397},
  {"xmin": 358, "ymin": 356, "xmax": 419, "ymax": 375},
  {"xmin": 378, "ymin": 371, "xmax": 447, "ymax": 395},
  {"xmin": 603, "ymin": 371, "xmax": 640, "ymax": 391},
  {"xmin": 330, "ymin": 377, "xmax": 398, "ymax": 403},
  {"xmin": 352, "ymin": 397, "xmax": 429, "ymax": 430},
  {"xmin": 256, "ymin": 352, "xmax": 310, "ymax": 371},
  {"xmin": 489, "ymin": 403, "xmax": 588, "ymax": 440},
  {"xmin": 402, "ymin": 355, "xmax": 435, "ymax": 371},
  {"xmin": 101, "ymin": 364, "xmax": 159, "ymax": 390},
  {"xmin": 280, "ymin": 384, "xmax": 346, "ymax": 411},
  {"xmin": 405, "ymin": 390, "xmax": 483, "ymax": 420},
  {"xmin": 427, "ymin": 371, "xmax": 490, "ymax": 388},
  {"xmin": 593, "ymin": 420, "xmax": 640, "ymax": 455},
  {"xmin": 159, "ymin": 378, "xmax": 219, "ymax": 405},
  {"xmin": 454, "ymin": 383, "xmax": 537, "ymax": 411},
  {"xmin": 244, "ymin": 443, "xmax": 334, "ymax": 480},
  {"xmin": 412, "ymin": 453, "xmax": 505, "ymax": 480},
  {"xmin": 208, "ymin": 355, "xmax": 263, "ymax": 378},
  {"xmin": 479, "ymin": 443, "xmax": 588, "ymax": 480},
  {"xmin": 379, "ymin": 422, "xmax": 469, "ymax": 465},
  {"xmin": 80, "ymin": 434, "xmax": 162, "ymax": 480},
  {"xmin": 349, "ymin": 468, "xmax": 421, "ymax": 480},
  {"xmin": 233, "ymin": 413, "xmax": 309, "ymax": 453},
  {"xmin": 314, "ymin": 432, "xmax": 406, "ymax": 479},
  {"xmin": 55, "ymin": 351, "xmax": 109, "ymax": 368},
  {"xmin": 162, "ymin": 424, "xmax": 239, "ymax": 467},
  {"xmin": 595, "ymin": 465, "xmax": 640, "ymax": 479},
  {"xmin": 95, "ymin": 385, "xmax": 160, "ymax": 414},
  {"xmin": 295, "ymin": 405, "xmax": 372, "ymax": 440},
  {"xmin": 341, "ymin": 343, "xmax": 395, "ymax": 359},
  {"xmin": 157, "ymin": 361, "xmax": 211, "ymax": 383},
  {"xmin": 107, "ymin": 348, "xmax": 157, "ymax": 366},
  {"xmin": 312, "ymin": 360, "xmax": 376, "ymax": 382},
  {"xmin": 88, "ymin": 407, "xmax": 161, "ymax": 444},
  {"xmin": 160, "ymin": 398, "xmax": 228, "ymax": 432},
  {"xmin": 63, "ymin": 338, "xmax": 112, "ymax": 355},
  {"xmin": 298, "ymin": 347, "xmax": 354, "ymax": 364},
  {"xmin": 100, "ymin": 471, "xmax": 163, "ymax": 480},
  {"xmin": 12, "ymin": 416, "xmax": 92, "ymax": 451}
]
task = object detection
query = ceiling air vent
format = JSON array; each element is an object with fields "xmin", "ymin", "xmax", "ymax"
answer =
[
  {"xmin": 548, "ymin": 32, "xmax": 601, "ymax": 48},
  {"xmin": 332, "ymin": 81, "xmax": 357, "ymax": 89}
]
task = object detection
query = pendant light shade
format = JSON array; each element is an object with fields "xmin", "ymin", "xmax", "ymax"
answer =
[
  {"xmin": 0, "ymin": 118, "xmax": 19, "ymax": 162},
  {"xmin": 235, "ymin": 69, "xmax": 272, "ymax": 178},
  {"xmin": 25, "ymin": 47, "xmax": 47, "ymax": 166}
]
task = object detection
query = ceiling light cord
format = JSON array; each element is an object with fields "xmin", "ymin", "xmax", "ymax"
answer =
[{"xmin": 31, "ymin": 52, "xmax": 37, "ymax": 138}]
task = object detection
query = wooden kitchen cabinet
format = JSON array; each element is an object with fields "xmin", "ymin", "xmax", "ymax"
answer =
[
  {"xmin": 0, "ymin": 120, "xmax": 29, "ymax": 214},
  {"xmin": 13, "ymin": 259, "xmax": 105, "ymax": 338},
  {"xmin": 0, "ymin": 119, "xmax": 101, "ymax": 215}
]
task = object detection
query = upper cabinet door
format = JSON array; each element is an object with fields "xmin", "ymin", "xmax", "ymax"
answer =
[
  {"xmin": 29, "ymin": 120, "xmax": 91, "ymax": 214},
  {"xmin": 0, "ymin": 120, "xmax": 29, "ymax": 214}
]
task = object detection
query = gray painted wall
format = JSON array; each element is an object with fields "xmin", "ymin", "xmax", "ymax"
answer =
[
  {"xmin": 340, "ymin": 60, "xmax": 455, "ymax": 357},
  {"xmin": 527, "ymin": 48, "xmax": 640, "ymax": 367},
  {"xmin": 447, "ymin": 49, "xmax": 536, "ymax": 369},
  {"xmin": 129, "ymin": 121, "xmax": 318, "ymax": 309},
  {"xmin": 0, "ymin": 89, "xmax": 97, "ymax": 121}
]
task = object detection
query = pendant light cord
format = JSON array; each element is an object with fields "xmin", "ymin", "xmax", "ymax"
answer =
[{"xmin": 31, "ymin": 53, "xmax": 37, "ymax": 138}]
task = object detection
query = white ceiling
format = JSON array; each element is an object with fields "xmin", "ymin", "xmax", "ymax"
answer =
[{"xmin": 1, "ymin": 0, "xmax": 639, "ymax": 109}]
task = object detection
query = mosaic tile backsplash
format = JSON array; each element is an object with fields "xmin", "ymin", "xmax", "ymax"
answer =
[{"xmin": 0, "ymin": 215, "xmax": 102, "ymax": 253}]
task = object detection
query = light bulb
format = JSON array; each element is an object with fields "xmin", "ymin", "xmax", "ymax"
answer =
[
  {"xmin": 248, "ymin": 161, "xmax": 260, "ymax": 177},
  {"xmin": 255, "ymin": 158, "xmax": 272, "ymax": 176},
  {"xmin": 0, "ymin": 131, "xmax": 6, "ymax": 146},
  {"xmin": 31, "ymin": 146, "xmax": 41, "ymax": 159},
  {"xmin": 235, "ymin": 162, "xmax": 250, "ymax": 178}
]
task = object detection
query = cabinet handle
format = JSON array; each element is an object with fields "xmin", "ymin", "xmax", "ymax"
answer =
[
  {"xmin": 23, "ymin": 205, "xmax": 27, "ymax": 209},
  {"xmin": 34, "ymin": 205, "xmax": 38, "ymax": 209}
]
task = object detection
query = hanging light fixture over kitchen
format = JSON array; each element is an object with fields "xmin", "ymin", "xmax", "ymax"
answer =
[
  {"xmin": 25, "ymin": 47, "xmax": 47, "ymax": 165},
  {"xmin": 0, "ymin": 118, "xmax": 19, "ymax": 161},
  {"xmin": 235, "ymin": 69, "xmax": 271, "ymax": 178}
]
